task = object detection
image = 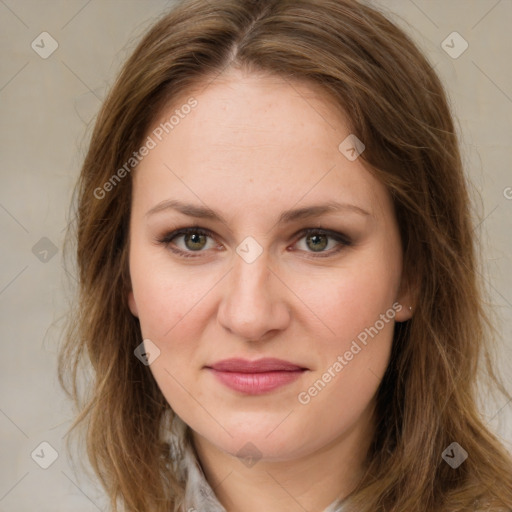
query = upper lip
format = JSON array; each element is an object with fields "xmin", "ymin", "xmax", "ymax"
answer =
[{"xmin": 206, "ymin": 358, "xmax": 307, "ymax": 373}]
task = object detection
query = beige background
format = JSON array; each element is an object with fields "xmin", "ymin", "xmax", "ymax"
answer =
[{"xmin": 0, "ymin": 1, "xmax": 511, "ymax": 510}]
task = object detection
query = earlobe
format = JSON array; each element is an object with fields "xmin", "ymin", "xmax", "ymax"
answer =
[
  {"xmin": 394, "ymin": 283, "xmax": 416, "ymax": 322},
  {"xmin": 128, "ymin": 290, "xmax": 139, "ymax": 317},
  {"xmin": 394, "ymin": 301, "xmax": 413, "ymax": 322},
  {"xmin": 394, "ymin": 268, "xmax": 418, "ymax": 322}
]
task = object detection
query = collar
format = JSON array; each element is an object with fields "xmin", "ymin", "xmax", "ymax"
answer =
[{"xmin": 164, "ymin": 412, "xmax": 347, "ymax": 512}]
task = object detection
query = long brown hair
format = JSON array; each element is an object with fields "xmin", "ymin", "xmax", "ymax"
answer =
[{"xmin": 58, "ymin": 0, "xmax": 512, "ymax": 510}]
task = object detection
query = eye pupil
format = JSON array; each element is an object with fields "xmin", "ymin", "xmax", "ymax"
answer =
[
  {"xmin": 306, "ymin": 233, "xmax": 328, "ymax": 252},
  {"xmin": 185, "ymin": 232, "xmax": 207, "ymax": 250}
]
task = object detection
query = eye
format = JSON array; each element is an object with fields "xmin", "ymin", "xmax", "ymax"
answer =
[
  {"xmin": 292, "ymin": 228, "xmax": 352, "ymax": 257},
  {"xmin": 156, "ymin": 227, "xmax": 219, "ymax": 258}
]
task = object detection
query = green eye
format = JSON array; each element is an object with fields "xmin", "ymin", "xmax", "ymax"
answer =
[
  {"xmin": 294, "ymin": 228, "xmax": 351, "ymax": 257},
  {"xmin": 158, "ymin": 227, "xmax": 216, "ymax": 258},
  {"xmin": 183, "ymin": 232, "xmax": 208, "ymax": 251},
  {"xmin": 305, "ymin": 233, "xmax": 329, "ymax": 252}
]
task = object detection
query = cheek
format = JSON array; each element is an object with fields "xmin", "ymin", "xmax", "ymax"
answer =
[
  {"xmin": 129, "ymin": 260, "xmax": 211, "ymax": 412},
  {"xmin": 129, "ymin": 245, "xmax": 218, "ymax": 341},
  {"xmin": 293, "ymin": 255, "xmax": 400, "ymax": 346},
  {"xmin": 292, "ymin": 251, "xmax": 398, "ymax": 406},
  {"xmin": 128, "ymin": 247, "xmax": 222, "ymax": 408},
  {"xmin": 295, "ymin": 275, "xmax": 396, "ymax": 442}
]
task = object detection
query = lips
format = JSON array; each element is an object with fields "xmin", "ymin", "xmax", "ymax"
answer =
[
  {"xmin": 205, "ymin": 358, "xmax": 308, "ymax": 395},
  {"xmin": 206, "ymin": 357, "xmax": 307, "ymax": 373}
]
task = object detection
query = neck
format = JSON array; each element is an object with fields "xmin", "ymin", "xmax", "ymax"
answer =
[{"xmin": 190, "ymin": 405, "xmax": 375, "ymax": 512}]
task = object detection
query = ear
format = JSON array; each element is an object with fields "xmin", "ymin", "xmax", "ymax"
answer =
[
  {"xmin": 128, "ymin": 289, "xmax": 139, "ymax": 318},
  {"xmin": 394, "ymin": 269, "xmax": 418, "ymax": 323}
]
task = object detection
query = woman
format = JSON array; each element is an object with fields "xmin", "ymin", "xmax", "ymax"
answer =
[{"xmin": 58, "ymin": 0, "xmax": 512, "ymax": 510}]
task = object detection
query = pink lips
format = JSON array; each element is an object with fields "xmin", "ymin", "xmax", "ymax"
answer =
[{"xmin": 205, "ymin": 358, "xmax": 308, "ymax": 395}]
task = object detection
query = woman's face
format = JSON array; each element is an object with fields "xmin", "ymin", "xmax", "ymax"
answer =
[{"xmin": 127, "ymin": 68, "xmax": 411, "ymax": 462}]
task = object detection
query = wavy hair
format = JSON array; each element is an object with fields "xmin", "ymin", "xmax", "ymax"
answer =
[{"xmin": 58, "ymin": 0, "xmax": 512, "ymax": 510}]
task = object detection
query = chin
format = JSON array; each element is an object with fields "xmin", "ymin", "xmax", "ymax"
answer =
[{"xmin": 196, "ymin": 420, "xmax": 312, "ymax": 463}]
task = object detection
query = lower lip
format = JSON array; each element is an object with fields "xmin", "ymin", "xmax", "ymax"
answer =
[{"xmin": 207, "ymin": 369, "xmax": 305, "ymax": 395}]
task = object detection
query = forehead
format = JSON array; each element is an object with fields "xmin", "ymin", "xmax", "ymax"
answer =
[
  {"xmin": 156, "ymin": 68, "xmax": 351, "ymax": 150},
  {"xmin": 132, "ymin": 69, "xmax": 389, "ymax": 220}
]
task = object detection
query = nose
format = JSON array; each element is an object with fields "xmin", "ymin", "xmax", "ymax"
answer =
[{"xmin": 216, "ymin": 249, "xmax": 291, "ymax": 342}]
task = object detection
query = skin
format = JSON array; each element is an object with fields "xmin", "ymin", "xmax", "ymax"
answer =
[{"xmin": 127, "ymin": 67, "xmax": 412, "ymax": 512}]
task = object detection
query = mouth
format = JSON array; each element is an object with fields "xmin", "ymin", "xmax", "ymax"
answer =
[{"xmin": 204, "ymin": 358, "xmax": 309, "ymax": 395}]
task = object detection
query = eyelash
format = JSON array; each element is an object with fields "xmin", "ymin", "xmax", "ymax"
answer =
[{"xmin": 156, "ymin": 226, "xmax": 352, "ymax": 259}]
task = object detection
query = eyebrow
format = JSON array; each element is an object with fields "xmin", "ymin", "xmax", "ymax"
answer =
[{"xmin": 145, "ymin": 199, "xmax": 371, "ymax": 224}]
